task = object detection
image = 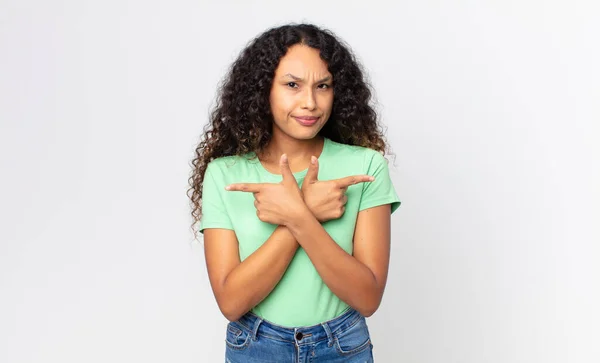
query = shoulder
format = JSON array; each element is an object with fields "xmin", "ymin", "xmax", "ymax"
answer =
[
  {"xmin": 325, "ymin": 138, "xmax": 386, "ymax": 167},
  {"xmin": 204, "ymin": 154, "xmax": 257, "ymax": 178}
]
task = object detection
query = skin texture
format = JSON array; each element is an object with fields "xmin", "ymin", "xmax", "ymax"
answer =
[{"xmin": 203, "ymin": 45, "xmax": 392, "ymax": 321}]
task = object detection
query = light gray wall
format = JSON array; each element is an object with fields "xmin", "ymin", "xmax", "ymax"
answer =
[{"xmin": 1, "ymin": 1, "xmax": 598, "ymax": 362}]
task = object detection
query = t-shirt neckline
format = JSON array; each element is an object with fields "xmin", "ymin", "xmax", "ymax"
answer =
[{"xmin": 254, "ymin": 137, "xmax": 330, "ymax": 180}]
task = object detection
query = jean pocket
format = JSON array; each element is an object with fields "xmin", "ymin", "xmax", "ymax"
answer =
[
  {"xmin": 225, "ymin": 322, "xmax": 251, "ymax": 351},
  {"xmin": 334, "ymin": 316, "xmax": 372, "ymax": 356}
]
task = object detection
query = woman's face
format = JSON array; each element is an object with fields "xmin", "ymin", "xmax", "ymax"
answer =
[{"xmin": 269, "ymin": 44, "xmax": 334, "ymax": 141}]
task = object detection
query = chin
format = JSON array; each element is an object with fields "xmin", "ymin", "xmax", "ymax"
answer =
[
  {"xmin": 294, "ymin": 133, "xmax": 319, "ymax": 140},
  {"xmin": 289, "ymin": 129, "xmax": 322, "ymax": 141}
]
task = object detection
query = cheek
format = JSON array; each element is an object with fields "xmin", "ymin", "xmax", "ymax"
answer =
[
  {"xmin": 270, "ymin": 93, "xmax": 295, "ymax": 116},
  {"xmin": 318, "ymin": 93, "xmax": 334, "ymax": 113}
]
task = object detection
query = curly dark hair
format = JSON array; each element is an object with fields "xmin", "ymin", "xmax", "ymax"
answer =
[{"xmin": 188, "ymin": 23, "xmax": 390, "ymax": 238}]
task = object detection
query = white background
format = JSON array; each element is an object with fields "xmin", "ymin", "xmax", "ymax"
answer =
[{"xmin": 1, "ymin": 1, "xmax": 599, "ymax": 362}]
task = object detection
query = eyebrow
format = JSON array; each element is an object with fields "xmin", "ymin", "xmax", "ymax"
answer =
[{"xmin": 282, "ymin": 73, "xmax": 332, "ymax": 83}]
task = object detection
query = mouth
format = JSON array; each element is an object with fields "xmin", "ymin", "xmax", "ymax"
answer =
[{"xmin": 293, "ymin": 116, "xmax": 320, "ymax": 126}]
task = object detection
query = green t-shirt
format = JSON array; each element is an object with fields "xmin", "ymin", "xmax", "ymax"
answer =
[{"xmin": 199, "ymin": 137, "xmax": 401, "ymax": 327}]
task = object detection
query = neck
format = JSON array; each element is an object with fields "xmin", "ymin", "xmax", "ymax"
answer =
[{"xmin": 260, "ymin": 131, "xmax": 324, "ymax": 171}]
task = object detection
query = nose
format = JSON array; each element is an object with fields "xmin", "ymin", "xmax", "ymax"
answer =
[{"xmin": 301, "ymin": 88, "xmax": 317, "ymax": 110}]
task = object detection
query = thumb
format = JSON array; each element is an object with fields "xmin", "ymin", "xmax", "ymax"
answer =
[
  {"xmin": 279, "ymin": 154, "xmax": 295, "ymax": 184},
  {"xmin": 304, "ymin": 156, "xmax": 319, "ymax": 184}
]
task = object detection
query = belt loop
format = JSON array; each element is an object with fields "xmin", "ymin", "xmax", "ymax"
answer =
[
  {"xmin": 321, "ymin": 322, "xmax": 334, "ymax": 347},
  {"xmin": 252, "ymin": 316, "xmax": 263, "ymax": 341}
]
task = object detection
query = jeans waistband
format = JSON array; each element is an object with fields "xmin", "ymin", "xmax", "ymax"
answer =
[{"xmin": 235, "ymin": 307, "xmax": 362, "ymax": 346}]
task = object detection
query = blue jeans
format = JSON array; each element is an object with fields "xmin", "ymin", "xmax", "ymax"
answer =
[{"xmin": 225, "ymin": 307, "xmax": 374, "ymax": 362}]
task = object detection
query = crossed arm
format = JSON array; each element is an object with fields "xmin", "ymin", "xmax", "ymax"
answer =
[{"xmin": 203, "ymin": 155, "xmax": 392, "ymax": 321}]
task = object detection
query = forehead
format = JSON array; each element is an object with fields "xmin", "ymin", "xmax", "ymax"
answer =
[{"xmin": 275, "ymin": 44, "xmax": 330, "ymax": 76}]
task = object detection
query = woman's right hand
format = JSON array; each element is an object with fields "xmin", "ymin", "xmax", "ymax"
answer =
[{"xmin": 301, "ymin": 156, "xmax": 374, "ymax": 223}]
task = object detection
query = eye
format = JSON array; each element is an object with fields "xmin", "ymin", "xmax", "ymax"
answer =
[
  {"xmin": 318, "ymin": 84, "xmax": 331, "ymax": 89},
  {"xmin": 286, "ymin": 82, "xmax": 298, "ymax": 88}
]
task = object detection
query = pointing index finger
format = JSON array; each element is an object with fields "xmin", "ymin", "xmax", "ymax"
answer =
[
  {"xmin": 335, "ymin": 175, "xmax": 375, "ymax": 188},
  {"xmin": 225, "ymin": 183, "xmax": 263, "ymax": 193}
]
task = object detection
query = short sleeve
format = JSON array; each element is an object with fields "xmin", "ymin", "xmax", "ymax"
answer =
[
  {"xmin": 198, "ymin": 162, "xmax": 234, "ymax": 233},
  {"xmin": 358, "ymin": 151, "xmax": 401, "ymax": 213}
]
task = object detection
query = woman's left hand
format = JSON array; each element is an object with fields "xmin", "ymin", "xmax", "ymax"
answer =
[
  {"xmin": 301, "ymin": 156, "xmax": 374, "ymax": 223},
  {"xmin": 226, "ymin": 154, "xmax": 309, "ymax": 226}
]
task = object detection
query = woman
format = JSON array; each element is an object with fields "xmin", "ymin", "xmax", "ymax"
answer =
[{"xmin": 188, "ymin": 23, "xmax": 401, "ymax": 362}]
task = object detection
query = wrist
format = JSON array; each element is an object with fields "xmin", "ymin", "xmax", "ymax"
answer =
[
  {"xmin": 300, "ymin": 193, "xmax": 319, "ymax": 221},
  {"xmin": 274, "ymin": 225, "xmax": 300, "ymax": 247},
  {"xmin": 285, "ymin": 206, "xmax": 315, "ymax": 233}
]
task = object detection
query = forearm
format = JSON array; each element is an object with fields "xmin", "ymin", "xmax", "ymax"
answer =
[
  {"xmin": 220, "ymin": 226, "xmax": 298, "ymax": 321},
  {"xmin": 286, "ymin": 211, "xmax": 383, "ymax": 316}
]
